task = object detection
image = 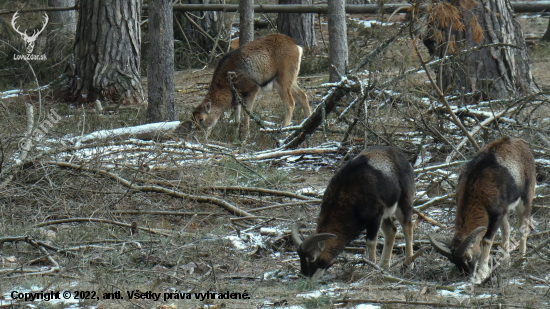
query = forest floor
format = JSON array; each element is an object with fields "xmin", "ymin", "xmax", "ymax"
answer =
[{"xmin": 1, "ymin": 12, "xmax": 550, "ymax": 309}]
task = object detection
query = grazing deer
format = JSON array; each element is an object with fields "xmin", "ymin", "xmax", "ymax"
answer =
[
  {"xmin": 292, "ymin": 146, "xmax": 416, "ymax": 280},
  {"xmin": 11, "ymin": 12, "xmax": 49, "ymax": 54},
  {"xmin": 192, "ymin": 34, "xmax": 311, "ymax": 135},
  {"xmin": 429, "ymin": 137, "xmax": 536, "ymax": 282}
]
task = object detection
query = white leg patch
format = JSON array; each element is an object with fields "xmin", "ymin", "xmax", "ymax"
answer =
[
  {"xmin": 508, "ymin": 198, "xmax": 522, "ymax": 212},
  {"xmin": 383, "ymin": 202, "xmax": 397, "ymax": 219}
]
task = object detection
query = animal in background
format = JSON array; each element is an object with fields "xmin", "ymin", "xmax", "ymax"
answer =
[
  {"xmin": 429, "ymin": 137, "xmax": 536, "ymax": 282},
  {"xmin": 292, "ymin": 146, "xmax": 416, "ymax": 280},
  {"xmin": 192, "ymin": 34, "xmax": 311, "ymax": 136}
]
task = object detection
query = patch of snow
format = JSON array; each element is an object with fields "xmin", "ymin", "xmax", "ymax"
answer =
[
  {"xmin": 536, "ymin": 159, "xmax": 550, "ymax": 166},
  {"xmin": 508, "ymin": 278, "xmax": 524, "ymax": 285},
  {"xmin": 1, "ymin": 78, "xmax": 56, "ymax": 99},
  {"xmin": 263, "ymin": 270, "xmax": 280, "ymax": 280},
  {"xmin": 245, "ymin": 232, "xmax": 265, "ymax": 248},
  {"xmin": 439, "ymin": 284, "xmax": 497, "ymax": 301},
  {"xmin": 414, "ymin": 148, "xmax": 432, "ymax": 167},
  {"xmin": 296, "ymin": 187, "xmax": 325, "ymax": 197},
  {"xmin": 287, "ymin": 155, "xmax": 303, "ymax": 162},
  {"xmin": 260, "ymin": 227, "xmax": 284, "ymax": 237},
  {"xmin": 353, "ymin": 305, "xmax": 381, "ymax": 309},
  {"xmin": 296, "ymin": 290, "xmax": 323, "ymax": 298},
  {"xmin": 1, "ymin": 93, "xmax": 19, "ymax": 99},
  {"xmin": 350, "ymin": 18, "xmax": 394, "ymax": 28},
  {"xmin": 225, "ymin": 232, "xmax": 266, "ymax": 251},
  {"xmin": 225, "ymin": 235, "xmax": 247, "ymax": 250},
  {"xmin": 438, "ymin": 289, "xmax": 469, "ymax": 300}
]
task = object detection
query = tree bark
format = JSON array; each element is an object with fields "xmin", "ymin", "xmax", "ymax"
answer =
[
  {"xmin": 541, "ymin": 18, "xmax": 550, "ymax": 41},
  {"xmin": 47, "ymin": 0, "xmax": 76, "ymax": 58},
  {"xmin": 239, "ymin": 0, "xmax": 254, "ymax": 45},
  {"xmin": 427, "ymin": 0, "xmax": 539, "ymax": 100},
  {"xmin": 147, "ymin": 0, "xmax": 175, "ymax": 122},
  {"xmin": 277, "ymin": 0, "xmax": 317, "ymax": 49},
  {"xmin": 328, "ymin": 0, "xmax": 348, "ymax": 82},
  {"xmin": 48, "ymin": 0, "xmax": 76, "ymax": 34},
  {"xmin": 67, "ymin": 0, "xmax": 144, "ymax": 105}
]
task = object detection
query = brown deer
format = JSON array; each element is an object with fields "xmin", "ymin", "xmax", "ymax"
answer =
[
  {"xmin": 192, "ymin": 34, "xmax": 311, "ymax": 135},
  {"xmin": 292, "ymin": 146, "xmax": 416, "ymax": 280},
  {"xmin": 429, "ymin": 137, "xmax": 536, "ymax": 283}
]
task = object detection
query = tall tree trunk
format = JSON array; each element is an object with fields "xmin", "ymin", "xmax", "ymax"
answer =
[
  {"xmin": 426, "ymin": 0, "xmax": 539, "ymax": 100},
  {"xmin": 48, "ymin": 0, "xmax": 76, "ymax": 34},
  {"xmin": 67, "ymin": 0, "xmax": 144, "ymax": 105},
  {"xmin": 47, "ymin": 0, "xmax": 75, "ymax": 58},
  {"xmin": 541, "ymin": 18, "xmax": 550, "ymax": 42},
  {"xmin": 147, "ymin": 0, "xmax": 175, "ymax": 122},
  {"xmin": 328, "ymin": 0, "xmax": 348, "ymax": 82},
  {"xmin": 239, "ymin": 0, "xmax": 254, "ymax": 45},
  {"xmin": 277, "ymin": 0, "xmax": 316, "ymax": 49}
]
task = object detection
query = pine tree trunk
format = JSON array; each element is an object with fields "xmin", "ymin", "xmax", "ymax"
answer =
[
  {"xmin": 239, "ymin": 0, "xmax": 254, "ymax": 45},
  {"xmin": 67, "ymin": 0, "xmax": 144, "ymax": 105},
  {"xmin": 328, "ymin": 0, "xmax": 348, "ymax": 82},
  {"xmin": 48, "ymin": 0, "xmax": 76, "ymax": 34},
  {"xmin": 277, "ymin": 0, "xmax": 316, "ymax": 49},
  {"xmin": 429, "ymin": 0, "xmax": 539, "ymax": 100},
  {"xmin": 541, "ymin": 18, "xmax": 550, "ymax": 42},
  {"xmin": 47, "ymin": 0, "xmax": 75, "ymax": 57},
  {"xmin": 147, "ymin": 0, "xmax": 175, "ymax": 122}
]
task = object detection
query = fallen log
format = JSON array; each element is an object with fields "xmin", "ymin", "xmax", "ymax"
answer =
[{"xmin": 282, "ymin": 79, "xmax": 356, "ymax": 149}]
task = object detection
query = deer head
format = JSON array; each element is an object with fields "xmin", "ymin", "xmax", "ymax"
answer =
[{"xmin": 12, "ymin": 12, "xmax": 49, "ymax": 54}]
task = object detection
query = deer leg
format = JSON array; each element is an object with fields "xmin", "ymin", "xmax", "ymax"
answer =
[
  {"xmin": 365, "ymin": 219, "xmax": 382, "ymax": 264},
  {"xmin": 396, "ymin": 200, "xmax": 415, "ymax": 268},
  {"xmin": 500, "ymin": 215, "xmax": 511, "ymax": 266},
  {"xmin": 516, "ymin": 197, "xmax": 532, "ymax": 256},
  {"xmin": 474, "ymin": 236, "xmax": 495, "ymax": 283},
  {"xmin": 275, "ymin": 77, "xmax": 295, "ymax": 127},
  {"xmin": 292, "ymin": 84, "xmax": 311, "ymax": 119},
  {"xmin": 401, "ymin": 220, "xmax": 414, "ymax": 267},
  {"xmin": 474, "ymin": 214, "xmax": 502, "ymax": 283},
  {"xmin": 380, "ymin": 218, "xmax": 397, "ymax": 269},
  {"xmin": 241, "ymin": 88, "xmax": 260, "ymax": 130}
]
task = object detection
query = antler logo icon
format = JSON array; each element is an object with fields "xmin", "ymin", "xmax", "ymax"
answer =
[{"xmin": 11, "ymin": 11, "xmax": 49, "ymax": 54}]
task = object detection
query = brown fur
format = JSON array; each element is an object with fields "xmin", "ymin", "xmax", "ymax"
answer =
[
  {"xmin": 192, "ymin": 34, "xmax": 311, "ymax": 133},
  {"xmin": 294, "ymin": 146, "xmax": 416, "ymax": 279},
  {"xmin": 431, "ymin": 137, "xmax": 536, "ymax": 282}
]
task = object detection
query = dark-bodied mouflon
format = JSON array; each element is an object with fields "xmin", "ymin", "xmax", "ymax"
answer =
[
  {"xmin": 429, "ymin": 137, "xmax": 536, "ymax": 282},
  {"xmin": 292, "ymin": 146, "xmax": 416, "ymax": 280}
]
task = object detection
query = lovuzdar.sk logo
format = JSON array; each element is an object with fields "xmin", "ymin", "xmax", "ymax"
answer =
[{"xmin": 11, "ymin": 11, "xmax": 48, "ymax": 60}]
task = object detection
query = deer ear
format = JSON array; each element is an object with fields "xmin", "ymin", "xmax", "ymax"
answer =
[
  {"xmin": 205, "ymin": 102, "xmax": 211, "ymax": 113},
  {"xmin": 318, "ymin": 240, "xmax": 327, "ymax": 251}
]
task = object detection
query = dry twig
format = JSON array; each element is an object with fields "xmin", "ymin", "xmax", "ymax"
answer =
[{"xmin": 45, "ymin": 161, "xmax": 254, "ymax": 217}]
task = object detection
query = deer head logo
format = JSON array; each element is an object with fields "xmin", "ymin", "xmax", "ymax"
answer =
[{"xmin": 11, "ymin": 12, "xmax": 49, "ymax": 54}]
